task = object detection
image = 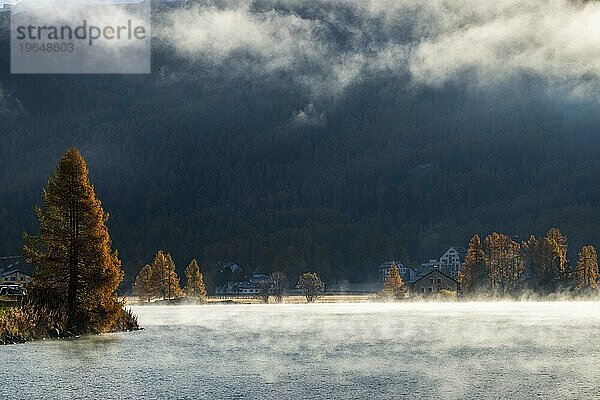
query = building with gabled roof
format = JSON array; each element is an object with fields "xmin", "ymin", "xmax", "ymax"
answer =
[
  {"xmin": 0, "ymin": 269, "xmax": 31, "ymax": 286},
  {"xmin": 376, "ymin": 260, "xmax": 417, "ymax": 284},
  {"xmin": 411, "ymin": 268, "xmax": 459, "ymax": 295},
  {"xmin": 438, "ymin": 246, "xmax": 467, "ymax": 278}
]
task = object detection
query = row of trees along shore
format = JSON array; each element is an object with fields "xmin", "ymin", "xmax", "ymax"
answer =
[
  {"xmin": 1, "ymin": 149, "xmax": 138, "ymax": 345},
  {"xmin": 458, "ymin": 228, "xmax": 599, "ymax": 296},
  {"xmin": 133, "ymin": 255, "xmax": 327, "ymax": 304}
]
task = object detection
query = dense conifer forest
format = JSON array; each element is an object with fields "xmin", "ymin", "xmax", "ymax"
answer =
[{"xmin": 2, "ymin": 3, "xmax": 600, "ymax": 289}]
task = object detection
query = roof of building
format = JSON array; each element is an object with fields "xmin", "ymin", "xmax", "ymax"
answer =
[
  {"xmin": 376, "ymin": 260, "xmax": 405, "ymax": 270},
  {"xmin": 250, "ymin": 274, "xmax": 270, "ymax": 282},
  {"xmin": 0, "ymin": 257, "xmax": 33, "ymax": 275},
  {"xmin": 442, "ymin": 246, "xmax": 467, "ymax": 261},
  {"xmin": 412, "ymin": 268, "xmax": 458, "ymax": 285},
  {"xmin": 0, "ymin": 269, "xmax": 31, "ymax": 278},
  {"xmin": 220, "ymin": 263, "xmax": 242, "ymax": 272},
  {"xmin": 454, "ymin": 247, "xmax": 467, "ymax": 261}
]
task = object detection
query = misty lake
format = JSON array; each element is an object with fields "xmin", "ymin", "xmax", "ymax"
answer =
[{"xmin": 3, "ymin": 302, "xmax": 600, "ymax": 399}]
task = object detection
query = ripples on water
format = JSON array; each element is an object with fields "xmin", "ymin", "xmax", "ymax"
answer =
[{"xmin": 2, "ymin": 302, "xmax": 600, "ymax": 399}]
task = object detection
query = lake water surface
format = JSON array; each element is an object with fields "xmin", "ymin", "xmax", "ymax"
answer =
[{"xmin": 3, "ymin": 302, "xmax": 600, "ymax": 399}]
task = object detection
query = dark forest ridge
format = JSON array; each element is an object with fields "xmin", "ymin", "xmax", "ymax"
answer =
[{"xmin": 1, "ymin": 1, "xmax": 600, "ymax": 288}]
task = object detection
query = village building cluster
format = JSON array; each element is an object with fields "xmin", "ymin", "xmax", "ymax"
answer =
[
  {"xmin": 213, "ymin": 246, "xmax": 465, "ymax": 296},
  {"xmin": 1, "ymin": 246, "xmax": 466, "ymax": 299},
  {"xmin": 376, "ymin": 246, "xmax": 465, "ymax": 294}
]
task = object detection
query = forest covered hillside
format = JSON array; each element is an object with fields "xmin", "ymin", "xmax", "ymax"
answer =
[{"xmin": 1, "ymin": 0, "xmax": 600, "ymax": 288}]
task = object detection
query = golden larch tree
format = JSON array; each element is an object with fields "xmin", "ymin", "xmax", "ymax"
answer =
[
  {"xmin": 381, "ymin": 263, "xmax": 406, "ymax": 300},
  {"xmin": 134, "ymin": 264, "xmax": 156, "ymax": 302},
  {"xmin": 149, "ymin": 250, "xmax": 182, "ymax": 300},
  {"xmin": 23, "ymin": 148, "xmax": 124, "ymax": 332},
  {"xmin": 457, "ymin": 235, "xmax": 487, "ymax": 294},
  {"xmin": 546, "ymin": 227, "xmax": 570, "ymax": 285},
  {"xmin": 485, "ymin": 232, "xmax": 524, "ymax": 294},
  {"xmin": 576, "ymin": 245, "xmax": 598, "ymax": 291},
  {"xmin": 164, "ymin": 253, "xmax": 182, "ymax": 299},
  {"xmin": 185, "ymin": 259, "xmax": 207, "ymax": 301},
  {"xmin": 523, "ymin": 228, "xmax": 570, "ymax": 293}
]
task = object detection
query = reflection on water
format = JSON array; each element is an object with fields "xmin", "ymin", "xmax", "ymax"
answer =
[{"xmin": 3, "ymin": 302, "xmax": 600, "ymax": 399}]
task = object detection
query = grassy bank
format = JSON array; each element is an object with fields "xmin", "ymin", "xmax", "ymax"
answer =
[{"xmin": 0, "ymin": 303, "xmax": 139, "ymax": 345}]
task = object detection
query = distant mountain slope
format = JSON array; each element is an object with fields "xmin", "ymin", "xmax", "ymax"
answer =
[{"xmin": 1, "ymin": 1, "xmax": 600, "ymax": 288}]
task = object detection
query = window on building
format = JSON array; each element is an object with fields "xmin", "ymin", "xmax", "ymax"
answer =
[
  {"xmin": 420, "ymin": 287, "xmax": 425, "ymax": 293},
  {"xmin": 436, "ymin": 278, "xmax": 442, "ymax": 284},
  {"xmin": 427, "ymin": 287, "xmax": 433, "ymax": 292},
  {"xmin": 10, "ymin": 277, "xmax": 16, "ymax": 281},
  {"xmin": 429, "ymin": 278, "xmax": 434, "ymax": 283}
]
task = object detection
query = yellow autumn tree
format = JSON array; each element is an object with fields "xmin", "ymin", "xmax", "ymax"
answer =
[
  {"xmin": 485, "ymin": 232, "xmax": 524, "ymax": 295},
  {"xmin": 523, "ymin": 228, "xmax": 570, "ymax": 293},
  {"xmin": 185, "ymin": 259, "xmax": 207, "ymax": 301},
  {"xmin": 457, "ymin": 235, "xmax": 487, "ymax": 295},
  {"xmin": 148, "ymin": 250, "xmax": 182, "ymax": 300},
  {"xmin": 381, "ymin": 264, "xmax": 406, "ymax": 300},
  {"xmin": 546, "ymin": 227, "xmax": 570, "ymax": 287},
  {"xmin": 23, "ymin": 148, "xmax": 128, "ymax": 333},
  {"xmin": 576, "ymin": 245, "xmax": 598, "ymax": 291},
  {"xmin": 134, "ymin": 264, "xmax": 156, "ymax": 303}
]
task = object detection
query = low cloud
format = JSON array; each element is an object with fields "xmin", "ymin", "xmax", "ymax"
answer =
[
  {"xmin": 410, "ymin": 0, "xmax": 600, "ymax": 97},
  {"xmin": 157, "ymin": 0, "xmax": 600, "ymax": 99}
]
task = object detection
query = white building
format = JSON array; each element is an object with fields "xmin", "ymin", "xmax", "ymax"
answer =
[
  {"xmin": 377, "ymin": 261, "xmax": 417, "ymax": 283},
  {"xmin": 0, "ymin": 269, "xmax": 31, "ymax": 285},
  {"xmin": 438, "ymin": 247, "xmax": 467, "ymax": 278}
]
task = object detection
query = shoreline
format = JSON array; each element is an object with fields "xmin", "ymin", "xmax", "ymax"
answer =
[{"xmin": 125, "ymin": 293, "xmax": 600, "ymax": 305}]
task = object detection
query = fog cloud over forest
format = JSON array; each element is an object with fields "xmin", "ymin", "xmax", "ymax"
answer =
[{"xmin": 158, "ymin": 0, "xmax": 600, "ymax": 98}]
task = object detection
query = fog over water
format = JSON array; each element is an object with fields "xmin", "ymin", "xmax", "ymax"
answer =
[{"xmin": 3, "ymin": 302, "xmax": 600, "ymax": 399}]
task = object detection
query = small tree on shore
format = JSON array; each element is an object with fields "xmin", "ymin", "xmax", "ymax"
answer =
[
  {"xmin": 457, "ymin": 235, "xmax": 487, "ymax": 295},
  {"xmin": 134, "ymin": 264, "xmax": 156, "ymax": 303},
  {"xmin": 258, "ymin": 280, "xmax": 271, "ymax": 303},
  {"xmin": 576, "ymin": 245, "xmax": 598, "ymax": 291},
  {"xmin": 381, "ymin": 264, "xmax": 406, "ymax": 300},
  {"xmin": 271, "ymin": 271, "xmax": 288, "ymax": 303},
  {"xmin": 164, "ymin": 253, "xmax": 182, "ymax": 300},
  {"xmin": 297, "ymin": 272, "xmax": 325, "ymax": 303},
  {"xmin": 185, "ymin": 259, "xmax": 207, "ymax": 301}
]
